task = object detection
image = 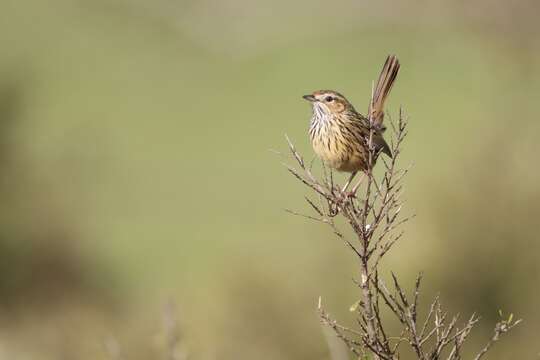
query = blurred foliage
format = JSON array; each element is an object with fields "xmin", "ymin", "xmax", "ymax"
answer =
[
  {"xmin": 0, "ymin": 0, "xmax": 539, "ymax": 359},
  {"xmin": 0, "ymin": 73, "xmax": 119, "ymax": 311}
]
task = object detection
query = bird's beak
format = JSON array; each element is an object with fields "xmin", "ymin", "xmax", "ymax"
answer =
[{"xmin": 303, "ymin": 94, "xmax": 316, "ymax": 102}]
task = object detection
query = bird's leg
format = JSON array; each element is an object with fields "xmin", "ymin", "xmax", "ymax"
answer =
[
  {"xmin": 350, "ymin": 173, "xmax": 366, "ymax": 195},
  {"xmin": 341, "ymin": 171, "xmax": 357, "ymax": 194}
]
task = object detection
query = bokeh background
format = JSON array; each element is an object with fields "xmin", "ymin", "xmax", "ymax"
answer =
[{"xmin": 0, "ymin": 0, "xmax": 539, "ymax": 359}]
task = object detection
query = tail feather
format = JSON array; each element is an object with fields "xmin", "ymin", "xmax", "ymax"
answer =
[{"xmin": 369, "ymin": 55, "xmax": 400, "ymax": 127}]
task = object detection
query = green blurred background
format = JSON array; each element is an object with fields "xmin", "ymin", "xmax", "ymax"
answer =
[{"xmin": 0, "ymin": 0, "xmax": 539, "ymax": 359}]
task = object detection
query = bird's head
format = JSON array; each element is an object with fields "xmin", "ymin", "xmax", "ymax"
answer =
[{"xmin": 302, "ymin": 90, "xmax": 354, "ymax": 115}]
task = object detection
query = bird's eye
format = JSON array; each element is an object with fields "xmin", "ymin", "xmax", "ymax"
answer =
[{"xmin": 325, "ymin": 96, "xmax": 333, "ymax": 102}]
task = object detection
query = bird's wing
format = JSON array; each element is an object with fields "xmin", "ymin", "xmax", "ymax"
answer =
[{"xmin": 374, "ymin": 135, "xmax": 392, "ymax": 157}]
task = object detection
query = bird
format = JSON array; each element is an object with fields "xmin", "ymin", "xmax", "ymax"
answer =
[{"xmin": 303, "ymin": 55, "xmax": 400, "ymax": 194}]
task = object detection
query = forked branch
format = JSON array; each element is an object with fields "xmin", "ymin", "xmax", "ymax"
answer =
[{"xmin": 284, "ymin": 109, "xmax": 520, "ymax": 359}]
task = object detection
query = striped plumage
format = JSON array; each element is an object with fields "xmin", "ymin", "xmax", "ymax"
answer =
[{"xmin": 304, "ymin": 55, "xmax": 400, "ymax": 173}]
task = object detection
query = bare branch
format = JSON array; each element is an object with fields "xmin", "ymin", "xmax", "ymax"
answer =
[
  {"xmin": 473, "ymin": 316, "xmax": 522, "ymax": 360},
  {"xmin": 283, "ymin": 107, "xmax": 518, "ymax": 360}
]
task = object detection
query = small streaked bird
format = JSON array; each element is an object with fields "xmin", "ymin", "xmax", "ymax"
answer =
[{"xmin": 303, "ymin": 55, "xmax": 400, "ymax": 193}]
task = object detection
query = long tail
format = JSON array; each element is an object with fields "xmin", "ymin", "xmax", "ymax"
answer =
[{"xmin": 369, "ymin": 55, "xmax": 400, "ymax": 128}]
